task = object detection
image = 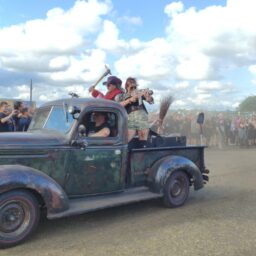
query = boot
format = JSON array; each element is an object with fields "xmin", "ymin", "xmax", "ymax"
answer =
[{"xmin": 138, "ymin": 140, "xmax": 147, "ymax": 148}]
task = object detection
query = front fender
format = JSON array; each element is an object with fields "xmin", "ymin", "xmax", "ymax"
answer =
[
  {"xmin": 147, "ymin": 155, "xmax": 204, "ymax": 193},
  {"xmin": 0, "ymin": 165, "xmax": 69, "ymax": 216}
]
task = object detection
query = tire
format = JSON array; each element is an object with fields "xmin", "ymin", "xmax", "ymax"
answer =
[
  {"xmin": 0, "ymin": 190, "xmax": 40, "ymax": 248},
  {"xmin": 163, "ymin": 170, "xmax": 189, "ymax": 208}
]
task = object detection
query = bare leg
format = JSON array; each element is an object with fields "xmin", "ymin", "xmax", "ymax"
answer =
[
  {"xmin": 138, "ymin": 128, "xmax": 149, "ymax": 141},
  {"xmin": 128, "ymin": 129, "xmax": 137, "ymax": 142}
]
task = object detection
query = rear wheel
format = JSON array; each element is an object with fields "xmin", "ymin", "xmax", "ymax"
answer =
[
  {"xmin": 0, "ymin": 190, "xmax": 40, "ymax": 248},
  {"xmin": 163, "ymin": 171, "xmax": 189, "ymax": 208}
]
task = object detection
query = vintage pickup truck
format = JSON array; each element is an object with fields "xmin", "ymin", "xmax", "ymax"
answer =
[{"xmin": 0, "ymin": 98, "xmax": 209, "ymax": 248}]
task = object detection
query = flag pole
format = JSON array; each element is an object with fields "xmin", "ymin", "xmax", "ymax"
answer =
[{"xmin": 30, "ymin": 79, "xmax": 33, "ymax": 104}]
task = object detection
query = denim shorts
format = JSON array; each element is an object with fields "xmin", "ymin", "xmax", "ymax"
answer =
[{"xmin": 128, "ymin": 109, "xmax": 149, "ymax": 130}]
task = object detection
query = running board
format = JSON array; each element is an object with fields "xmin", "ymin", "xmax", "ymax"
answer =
[{"xmin": 48, "ymin": 187, "xmax": 162, "ymax": 219}]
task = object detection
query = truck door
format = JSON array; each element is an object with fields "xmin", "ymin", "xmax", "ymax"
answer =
[{"xmin": 64, "ymin": 109, "xmax": 127, "ymax": 196}]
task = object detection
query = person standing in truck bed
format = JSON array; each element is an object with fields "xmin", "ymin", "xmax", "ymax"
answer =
[
  {"xmin": 116, "ymin": 77, "xmax": 154, "ymax": 147},
  {"xmin": 89, "ymin": 76, "xmax": 123, "ymax": 101}
]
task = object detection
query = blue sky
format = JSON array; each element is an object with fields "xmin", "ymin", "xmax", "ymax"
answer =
[
  {"xmin": 0, "ymin": 0, "xmax": 226, "ymax": 39},
  {"xmin": 0, "ymin": 0, "xmax": 255, "ymax": 110}
]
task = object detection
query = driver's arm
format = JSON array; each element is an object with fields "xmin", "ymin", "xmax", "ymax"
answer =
[{"xmin": 88, "ymin": 127, "xmax": 110, "ymax": 137}]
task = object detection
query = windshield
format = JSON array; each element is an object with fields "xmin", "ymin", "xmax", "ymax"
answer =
[{"xmin": 28, "ymin": 106, "xmax": 74, "ymax": 134}]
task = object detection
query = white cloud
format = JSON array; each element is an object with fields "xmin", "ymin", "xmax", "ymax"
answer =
[
  {"xmin": 0, "ymin": 0, "xmax": 112, "ymax": 103},
  {"xmin": 164, "ymin": 2, "xmax": 184, "ymax": 17},
  {"xmin": 231, "ymin": 102, "xmax": 240, "ymax": 109},
  {"xmin": 49, "ymin": 56, "xmax": 70, "ymax": 70},
  {"xmin": 0, "ymin": 0, "xmax": 256, "ymax": 110},
  {"xmin": 252, "ymin": 80, "xmax": 256, "ymax": 85},
  {"xmin": 96, "ymin": 20, "xmax": 127, "ymax": 52},
  {"xmin": 174, "ymin": 81, "xmax": 190, "ymax": 89},
  {"xmin": 118, "ymin": 15, "xmax": 143, "ymax": 26},
  {"xmin": 175, "ymin": 53, "xmax": 213, "ymax": 80},
  {"xmin": 173, "ymin": 99, "xmax": 186, "ymax": 107},
  {"xmin": 195, "ymin": 81, "xmax": 225, "ymax": 93},
  {"xmin": 0, "ymin": 0, "xmax": 110, "ymax": 69},
  {"xmin": 39, "ymin": 94, "xmax": 49, "ymax": 101},
  {"xmin": 115, "ymin": 38, "xmax": 174, "ymax": 80},
  {"xmin": 166, "ymin": 0, "xmax": 256, "ymax": 70},
  {"xmin": 249, "ymin": 65, "xmax": 256, "ymax": 74},
  {"xmin": 49, "ymin": 49, "xmax": 107, "ymax": 84},
  {"xmin": 190, "ymin": 93, "xmax": 211, "ymax": 105}
]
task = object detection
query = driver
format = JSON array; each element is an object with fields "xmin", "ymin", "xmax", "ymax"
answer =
[{"xmin": 87, "ymin": 112, "xmax": 110, "ymax": 137}]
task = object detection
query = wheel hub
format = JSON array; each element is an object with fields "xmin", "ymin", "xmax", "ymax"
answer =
[
  {"xmin": 0, "ymin": 203, "xmax": 25, "ymax": 233},
  {"xmin": 171, "ymin": 180, "xmax": 182, "ymax": 197}
]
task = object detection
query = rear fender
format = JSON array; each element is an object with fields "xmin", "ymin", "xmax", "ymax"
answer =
[
  {"xmin": 0, "ymin": 165, "xmax": 69, "ymax": 216},
  {"xmin": 148, "ymin": 155, "xmax": 204, "ymax": 193}
]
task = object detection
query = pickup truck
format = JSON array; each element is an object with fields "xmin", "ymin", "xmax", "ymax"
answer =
[{"xmin": 0, "ymin": 98, "xmax": 209, "ymax": 248}]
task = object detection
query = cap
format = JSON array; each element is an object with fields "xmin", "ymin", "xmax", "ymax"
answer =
[{"xmin": 103, "ymin": 76, "xmax": 122, "ymax": 87}]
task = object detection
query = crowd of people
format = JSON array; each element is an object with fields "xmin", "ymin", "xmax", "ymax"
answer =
[
  {"xmin": 159, "ymin": 111, "xmax": 256, "ymax": 149},
  {"xmin": 2, "ymin": 76, "xmax": 256, "ymax": 151},
  {"xmin": 0, "ymin": 101, "xmax": 32, "ymax": 132}
]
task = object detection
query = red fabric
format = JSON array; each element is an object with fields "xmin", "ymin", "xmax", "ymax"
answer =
[
  {"xmin": 91, "ymin": 89, "xmax": 104, "ymax": 98},
  {"xmin": 91, "ymin": 88, "xmax": 122, "ymax": 100}
]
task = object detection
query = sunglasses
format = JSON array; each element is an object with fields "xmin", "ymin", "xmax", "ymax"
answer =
[{"xmin": 107, "ymin": 83, "xmax": 116, "ymax": 87}]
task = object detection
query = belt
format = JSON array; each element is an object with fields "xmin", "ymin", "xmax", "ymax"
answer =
[{"xmin": 127, "ymin": 105, "xmax": 144, "ymax": 114}]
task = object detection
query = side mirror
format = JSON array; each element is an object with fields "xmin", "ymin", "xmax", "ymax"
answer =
[
  {"xmin": 68, "ymin": 105, "xmax": 81, "ymax": 119},
  {"xmin": 78, "ymin": 124, "xmax": 86, "ymax": 137}
]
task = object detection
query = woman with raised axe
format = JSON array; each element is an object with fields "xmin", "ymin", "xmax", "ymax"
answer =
[
  {"xmin": 116, "ymin": 77, "xmax": 154, "ymax": 147},
  {"xmin": 89, "ymin": 76, "xmax": 123, "ymax": 101}
]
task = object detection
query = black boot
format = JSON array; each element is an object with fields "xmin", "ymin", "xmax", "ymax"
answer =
[{"xmin": 138, "ymin": 140, "xmax": 147, "ymax": 148}]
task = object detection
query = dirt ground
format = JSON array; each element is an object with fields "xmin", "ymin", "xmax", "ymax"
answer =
[{"xmin": 2, "ymin": 148, "xmax": 256, "ymax": 256}]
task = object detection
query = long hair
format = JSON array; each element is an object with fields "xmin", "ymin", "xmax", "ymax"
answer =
[{"xmin": 125, "ymin": 77, "xmax": 137, "ymax": 92}]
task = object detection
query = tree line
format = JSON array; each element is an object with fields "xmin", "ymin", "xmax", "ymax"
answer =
[{"xmin": 239, "ymin": 96, "xmax": 256, "ymax": 112}]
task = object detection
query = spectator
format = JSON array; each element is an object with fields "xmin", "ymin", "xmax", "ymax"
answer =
[
  {"xmin": 17, "ymin": 107, "xmax": 32, "ymax": 131},
  {"xmin": 0, "ymin": 101, "xmax": 18, "ymax": 132},
  {"xmin": 238, "ymin": 118, "xmax": 248, "ymax": 147},
  {"xmin": 216, "ymin": 113, "xmax": 226, "ymax": 149},
  {"xmin": 13, "ymin": 101, "xmax": 25, "ymax": 131}
]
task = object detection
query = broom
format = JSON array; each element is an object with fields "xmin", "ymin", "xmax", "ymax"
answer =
[
  {"xmin": 150, "ymin": 95, "xmax": 174, "ymax": 134},
  {"xmin": 159, "ymin": 95, "xmax": 174, "ymax": 126}
]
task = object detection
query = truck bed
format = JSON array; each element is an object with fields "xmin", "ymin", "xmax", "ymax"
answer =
[{"xmin": 129, "ymin": 138, "xmax": 206, "ymax": 188}]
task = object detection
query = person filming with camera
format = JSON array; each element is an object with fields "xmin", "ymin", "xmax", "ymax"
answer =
[
  {"xmin": 0, "ymin": 101, "xmax": 19, "ymax": 132},
  {"xmin": 11, "ymin": 101, "xmax": 25, "ymax": 131},
  {"xmin": 116, "ymin": 77, "xmax": 154, "ymax": 146}
]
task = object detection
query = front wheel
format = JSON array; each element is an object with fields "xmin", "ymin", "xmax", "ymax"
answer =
[
  {"xmin": 163, "ymin": 170, "xmax": 189, "ymax": 208},
  {"xmin": 0, "ymin": 190, "xmax": 40, "ymax": 248}
]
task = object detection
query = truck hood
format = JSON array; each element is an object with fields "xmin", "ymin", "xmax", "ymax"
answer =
[{"xmin": 0, "ymin": 131, "xmax": 68, "ymax": 148}]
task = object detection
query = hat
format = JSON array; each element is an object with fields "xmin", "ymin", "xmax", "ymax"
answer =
[{"xmin": 103, "ymin": 76, "xmax": 122, "ymax": 87}]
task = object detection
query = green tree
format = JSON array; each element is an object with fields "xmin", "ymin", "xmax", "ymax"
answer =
[{"xmin": 239, "ymin": 96, "xmax": 256, "ymax": 112}]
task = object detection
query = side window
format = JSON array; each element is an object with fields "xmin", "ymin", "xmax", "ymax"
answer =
[
  {"xmin": 80, "ymin": 111, "xmax": 118, "ymax": 138},
  {"xmin": 108, "ymin": 112, "xmax": 118, "ymax": 137}
]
